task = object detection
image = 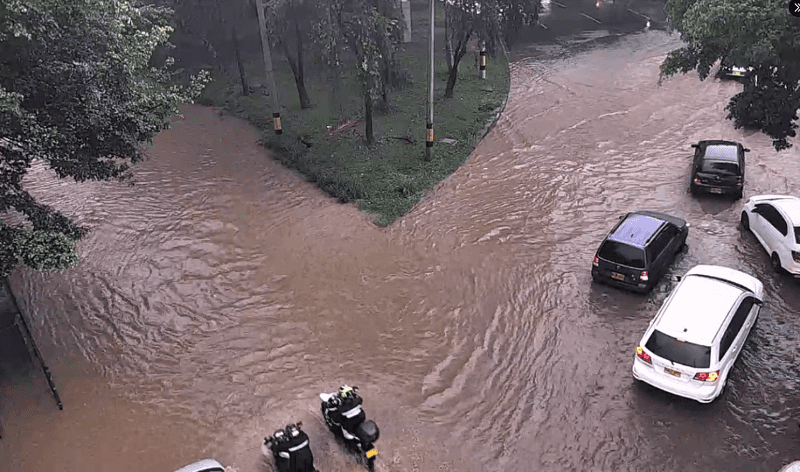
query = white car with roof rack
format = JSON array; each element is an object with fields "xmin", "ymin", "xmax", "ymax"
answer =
[
  {"xmin": 740, "ymin": 195, "xmax": 800, "ymax": 276},
  {"xmin": 632, "ymin": 265, "xmax": 764, "ymax": 403}
]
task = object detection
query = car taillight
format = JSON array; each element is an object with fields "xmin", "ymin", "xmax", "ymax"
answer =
[
  {"xmin": 636, "ymin": 346, "xmax": 652, "ymax": 364},
  {"xmin": 593, "ymin": 256, "xmax": 599, "ymax": 267},
  {"xmin": 693, "ymin": 371, "xmax": 720, "ymax": 382},
  {"xmin": 793, "ymin": 251, "xmax": 800, "ymax": 263},
  {"xmin": 693, "ymin": 178, "xmax": 701, "ymax": 184},
  {"xmin": 736, "ymin": 177, "xmax": 743, "ymax": 185},
  {"xmin": 640, "ymin": 271, "xmax": 649, "ymax": 281}
]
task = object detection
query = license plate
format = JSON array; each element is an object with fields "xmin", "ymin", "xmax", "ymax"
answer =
[
  {"xmin": 366, "ymin": 448, "xmax": 378, "ymax": 458},
  {"xmin": 611, "ymin": 272, "xmax": 625, "ymax": 281},
  {"xmin": 710, "ymin": 188, "xmax": 723, "ymax": 194},
  {"xmin": 664, "ymin": 367, "xmax": 681, "ymax": 377}
]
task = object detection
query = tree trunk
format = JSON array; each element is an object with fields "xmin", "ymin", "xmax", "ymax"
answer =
[
  {"xmin": 444, "ymin": 4, "xmax": 453, "ymax": 74},
  {"xmin": 445, "ymin": 38, "xmax": 469, "ymax": 98},
  {"xmin": 380, "ymin": 61, "xmax": 389, "ymax": 108},
  {"xmin": 364, "ymin": 88, "xmax": 374, "ymax": 144},
  {"xmin": 294, "ymin": 22, "xmax": 311, "ymax": 109},
  {"xmin": 231, "ymin": 28, "xmax": 249, "ymax": 96}
]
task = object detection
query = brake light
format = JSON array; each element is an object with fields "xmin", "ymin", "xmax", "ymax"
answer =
[
  {"xmin": 593, "ymin": 256, "xmax": 599, "ymax": 267},
  {"xmin": 640, "ymin": 271, "xmax": 649, "ymax": 281},
  {"xmin": 736, "ymin": 177, "xmax": 743, "ymax": 185},
  {"xmin": 693, "ymin": 371, "xmax": 720, "ymax": 382},
  {"xmin": 635, "ymin": 346, "xmax": 651, "ymax": 364},
  {"xmin": 793, "ymin": 251, "xmax": 800, "ymax": 263},
  {"xmin": 693, "ymin": 178, "xmax": 701, "ymax": 184}
]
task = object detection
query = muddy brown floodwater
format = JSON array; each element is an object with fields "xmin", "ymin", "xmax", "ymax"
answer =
[{"xmin": 2, "ymin": 29, "xmax": 800, "ymax": 472}]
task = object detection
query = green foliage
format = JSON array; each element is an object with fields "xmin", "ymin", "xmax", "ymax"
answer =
[
  {"xmin": 661, "ymin": 0, "xmax": 800, "ymax": 150},
  {"xmin": 202, "ymin": 16, "xmax": 510, "ymax": 226},
  {"xmin": 0, "ymin": 0, "xmax": 209, "ymax": 278}
]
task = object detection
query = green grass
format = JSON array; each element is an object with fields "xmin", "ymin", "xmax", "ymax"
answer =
[{"xmin": 197, "ymin": 7, "xmax": 510, "ymax": 227}]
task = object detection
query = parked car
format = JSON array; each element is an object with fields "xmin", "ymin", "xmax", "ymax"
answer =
[
  {"xmin": 740, "ymin": 195, "xmax": 800, "ymax": 276},
  {"xmin": 689, "ymin": 140, "xmax": 749, "ymax": 199},
  {"xmin": 717, "ymin": 64, "xmax": 751, "ymax": 80},
  {"xmin": 632, "ymin": 265, "xmax": 764, "ymax": 403},
  {"xmin": 592, "ymin": 211, "xmax": 689, "ymax": 293},
  {"xmin": 174, "ymin": 459, "xmax": 225, "ymax": 472}
]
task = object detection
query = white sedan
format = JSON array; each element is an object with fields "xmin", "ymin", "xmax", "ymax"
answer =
[
  {"xmin": 740, "ymin": 195, "xmax": 800, "ymax": 276},
  {"xmin": 633, "ymin": 265, "xmax": 764, "ymax": 403}
]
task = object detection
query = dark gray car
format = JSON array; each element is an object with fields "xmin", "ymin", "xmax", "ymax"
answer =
[{"xmin": 592, "ymin": 211, "xmax": 689, "ymax": 293}]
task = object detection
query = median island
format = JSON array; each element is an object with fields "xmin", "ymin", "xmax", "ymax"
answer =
[{"xmin": 198, "ymin": 2, "xmax": 510, "ymax": 227}]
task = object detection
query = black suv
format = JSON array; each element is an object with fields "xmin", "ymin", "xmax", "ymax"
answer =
[
  {"xmin": 689, "ymin": 140, "xmax": 749, "ymax": 199},
  {"xmin": 592, "ymin": 211, "xmax": 689, "ymax": 293}
]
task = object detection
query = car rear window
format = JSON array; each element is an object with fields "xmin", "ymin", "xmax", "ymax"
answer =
[
  {"xmin": 645, "ymin": 329, "xmax": 711, "ymax": 369},
  {"xmin": 700, "ymin": 160, "xmax": 739, "ymax": 175},
  {"xmin": 598, "ymin": 240, "xmax": 646, "ymax": 268}
]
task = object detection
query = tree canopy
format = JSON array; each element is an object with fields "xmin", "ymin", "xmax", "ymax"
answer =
[
  {"xmin": 0, "ymin": 0, "xmax": 208, "ymax": 278},
  {"xmin": 661, "ymin": 0, "xmax": 800, "ymax": 150}
]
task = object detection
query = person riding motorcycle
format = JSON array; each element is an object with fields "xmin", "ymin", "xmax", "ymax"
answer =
[
  {"xmin": 265, "ymin": 423, "xmax": 318, "ymax": 472},
  {"xmin": 323, "ymin": 385, "xmax": 366, "ymax": 441}
]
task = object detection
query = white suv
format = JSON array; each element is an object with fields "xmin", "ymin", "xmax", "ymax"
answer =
[
  {"xmin": 632, "ymin": 265, "xmax": 764, "ymax": 403},
  {"xmin": 740, "ymin": 195, "xmax": 800, "ymax": 276}
]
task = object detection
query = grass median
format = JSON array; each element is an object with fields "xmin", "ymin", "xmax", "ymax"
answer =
[{"xmin": 197, "ymin": 5, "xmax": 510, "ymax": 227}]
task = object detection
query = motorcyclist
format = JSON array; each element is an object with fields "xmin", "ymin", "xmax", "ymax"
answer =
[
  {"xmin": 264, "ymin": 423, "xmax": 318, "ymax": 472},
  {"xmin": 324, "ymin": 385, "xmax": 366, "ymax": 441}
]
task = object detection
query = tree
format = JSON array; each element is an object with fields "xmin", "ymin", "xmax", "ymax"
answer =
[
  {"xmin": 444, "ymin": 0, "xmax": 501, "ymax": 98},
  {"xmin": 0, "ymin": 0, "xmax": 208, "ymax": 278},
  {"xmin": 168, "ymin": 0, "xmax": 253, "ymax": 96},
  {"xmin": 660, "ymin": 0, "xmax": 800, "ymax": 150},
  {"xmin": 316, "ymin": 0, "xmax": 401, "ymax": 144},
  {"xmin": 265, "ymin": 0, "xmax": 317, "ymax": 109},
  {"xmin": 498, "ymin": 0, "xmax": 541, "ymax": 47}
]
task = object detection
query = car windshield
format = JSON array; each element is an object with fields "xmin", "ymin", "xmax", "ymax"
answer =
[
  {"xmin": 645, "ymin": 329, "xmax": 711, "ymax": 369},
  {"xmin": 700, "ymin": 160, "xmax": 739, "ymax": 175},
  {"xmin": 598, "ymin": 240, "xmax": 646, "ymax": 268}
]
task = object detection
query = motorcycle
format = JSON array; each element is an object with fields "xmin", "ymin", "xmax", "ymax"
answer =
[
  {"xmin": 319, "ymin": 387, "xmax": 380, "ymax": 472},
  {"xmin": 262, "ymin": 422, "xmax": 318, "ymax": 472}
]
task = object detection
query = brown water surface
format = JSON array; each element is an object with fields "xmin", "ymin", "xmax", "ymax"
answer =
[{"xmin": 2, "ymin": 29, "xmax": 800, "ymax": 472}]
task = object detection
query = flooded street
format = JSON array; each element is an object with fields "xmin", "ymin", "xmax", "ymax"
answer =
[{"xmin": 2, "ymin": 28, "xmax": 800, "ymax": 472}]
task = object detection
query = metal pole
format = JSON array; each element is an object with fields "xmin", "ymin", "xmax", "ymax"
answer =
[
  {"xmin": 256, "ymin": 0, "xmax": 282, "ymax": 134},
  {"xmin": 425, "ymin": 0, "xmax": 435, "ymax": 161},
  {"xmin": 4, "ymin": 278, "xmax": 63, "ymax": 410}
]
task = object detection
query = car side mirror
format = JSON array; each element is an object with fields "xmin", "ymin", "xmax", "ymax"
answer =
[
  {"xmin": 743, "ymin": 148, "xmax": 750, "ymax": 152},
  {"xmin": 674, "ymin": 275, "xmax": 682, "ymax": 282},
  {"xmin": 618, "ymin": 215, "xmax": 625, "ymax": 220},
  {"xmin": 754, "ymin": 299, "xmax": 764, "ymax": 306},
  {"xmin": 690, "ymin": 144, "xmax": 699, "ymax": 148}
]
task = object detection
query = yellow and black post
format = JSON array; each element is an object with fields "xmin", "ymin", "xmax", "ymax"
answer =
[
  {"xmin": 273, "ymin": 112, "xmax": 282, "ymax": 135},
  {"xmin": 479, "ymin": 43, "xmax": 487, "ymax": 79},
  {"xmin": 425, "ymin": 121, "xmax": 434, "ymax": 160}
]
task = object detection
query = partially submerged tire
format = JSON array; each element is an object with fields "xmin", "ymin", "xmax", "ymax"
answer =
[
  {"xmin": 771, "ymin": 253, "xmax": 784, "ymax": 274},
  {"xmin": 740, "ymin": 212, "xmax": 749, "ymax": 231}
]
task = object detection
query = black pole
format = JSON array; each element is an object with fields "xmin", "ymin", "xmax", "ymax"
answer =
[{"xmin": 4, "ymin": 278, "xmax": 63, "ymax": 410}]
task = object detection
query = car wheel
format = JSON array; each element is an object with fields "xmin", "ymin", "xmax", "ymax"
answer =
[
  {"xmin": 771, "ymin": 253, "xmax": 784, "ymax": 274},
  {"xmin": 690, "ymin": 183, "xmax": 698, "ymax": 195},
  {"xmin": 740, "ymin": 212, "xmax": 749, "ymax": 231}
]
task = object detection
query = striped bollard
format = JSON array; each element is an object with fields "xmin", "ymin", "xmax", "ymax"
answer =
[{"xmin": 479, "ymin": 44, "xmax": 487, "ymax": 79}]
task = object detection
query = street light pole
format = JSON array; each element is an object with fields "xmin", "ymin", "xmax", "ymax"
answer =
[
  {"xmin": 256, "ymin": 0, "xmax": 282, "ymax": 135},
  {"xmin": 425, "ymin": 0, "xmax": 435, "ymax": 161}
]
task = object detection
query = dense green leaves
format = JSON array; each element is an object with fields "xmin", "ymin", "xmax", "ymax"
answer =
[
  {"xmin": 0, "ymin": 0, "xmax": 208, "ymax": 278},
  {"xmin": 661, "ymin": 0, "xmax": 800, "ymax": 150}
]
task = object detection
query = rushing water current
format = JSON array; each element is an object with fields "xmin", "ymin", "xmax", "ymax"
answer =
[{"xmin": 2, "ymin": 29, "xmax": 800, "ymax": 472}]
